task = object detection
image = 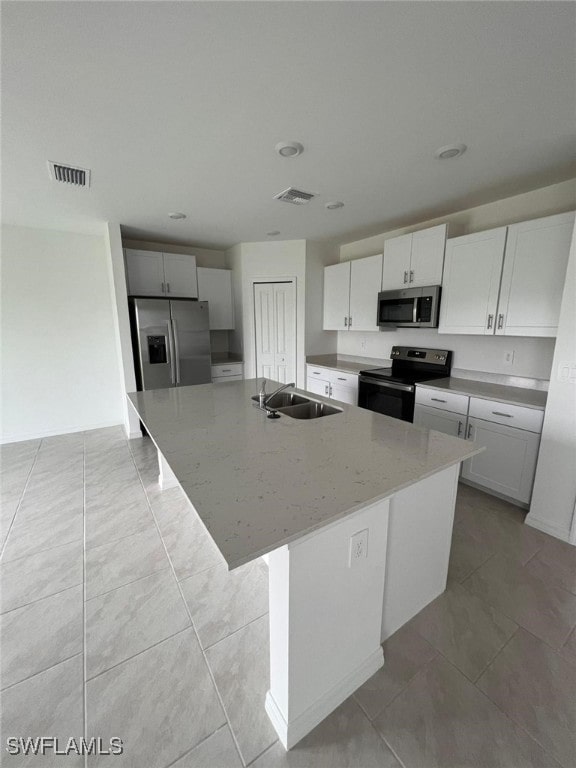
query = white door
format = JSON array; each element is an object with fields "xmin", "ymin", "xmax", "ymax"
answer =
[
  {"xmin": 254, "ymin": 281, "xmax": 296, "ymax": 384},
  {"xmin": 197, "ymin": 267, "xmax": 234, "ymax": 330},
  {"xmin": 409, "ymin": 224, "xmax": 447, "ymax": 287},
  {"xmin": 382, "ymin": 233, "xmax": 412, "ymax": 290},
  {"xmin": 124, "ymin": 249, "xmax": 166, "ymax": 296},
  {"xmin": 163, "ymin": 253, "xmax": 198, "ymax": 298},
  {"xmin": 462, "ymin": 417, "xmax": 541, "ymax": 504},
  {"xmin": 413, "ymin": 404, "xmax": 466, "ymax": 438},
  {"xmin": 306, "ymin": 376, "xmax": 330, "ymax": 398},
  {"xmin": 439, "ymin": 228, "xmax": 507, "ymax": 335},
  {"xmin": 323, "ymin": 262, "xmax": 351, "ymax": 330},
  {"xmin": 349, "ymin": 254, "xmax": 383, "ymax": 331},
  {"xmin": 496, "ymin": 212, "xmax": 575, "ymax": 337}
]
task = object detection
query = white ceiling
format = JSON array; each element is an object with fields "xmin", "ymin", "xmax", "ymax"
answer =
[{"xmin": 2, "ymin": 1, "xmax": 575, "ymax": 249}]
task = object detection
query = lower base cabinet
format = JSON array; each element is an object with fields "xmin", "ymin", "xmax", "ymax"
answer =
[
  {"xmin": 461, "ymin": 417, "xmax": 541, "ymax": 505},
  {"xmin": 413, "ymin": 404, "xmax": 466, "ymax": 438},
  {"xmin": 306, "ymin": 365, "xmax": 358, "ymax": 405}
]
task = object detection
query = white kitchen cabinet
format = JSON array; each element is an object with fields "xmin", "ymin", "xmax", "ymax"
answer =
[
  {"xmin": 323, "ymin": 254, "xmax": 383, "ymax": 332},
  {"xmin": 438, "ymin": 228, "xmax": 507, "ymax": 335},
  {"xmin": 211, "ymin": 362, "xmax": 243, "ymax": 383},
  {"xmin": 462, "ymin": 417, "xmax": 541, "ymax": 505},
  {"xmin": 382, "ymin": 224, "xmax": 447, "ymax": 290},
  {"xmin": 496, "ymin": 211, "xmax": 575, "ymax": 337},
  {"xmin": 306, "ymin": 375, "xmax": 331, "ymax": 398},
  {"xmin": 124, "ymin": 249, "xmax": 198, "ymax": 298},
  {"xmin": 197, "ymin": 267, "xmax": 234, "ymax": 330},
  {"xmin": 413, "ymin": 404, "xmax": 466, "ymax": 438},
  {"xmin": 306, "ymin": 365, "xmax": 358, "ymax": 405}
]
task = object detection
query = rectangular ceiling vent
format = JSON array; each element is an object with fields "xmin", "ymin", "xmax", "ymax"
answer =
[
  {"xmin": 48, "ymin": 161, "xmax": 91, "ymax": 188},
  {"xmin": 273, "ymin": 187, "xmax": 315, "ymax": 205}
]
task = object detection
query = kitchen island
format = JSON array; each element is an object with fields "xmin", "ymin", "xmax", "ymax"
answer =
[{"xmin": 128, "ymin": 379, "xmax": 479, "ymax": 749}]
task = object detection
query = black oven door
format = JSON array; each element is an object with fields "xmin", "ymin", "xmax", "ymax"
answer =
[{"xmin": 358, "ymin": 376, "xmax": 415, "ymax": 422}]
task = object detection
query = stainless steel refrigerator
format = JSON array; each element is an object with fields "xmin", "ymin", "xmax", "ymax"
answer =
[{"xmin": 129, "ymin": 298, "xmax": 211, "ymax": 390}]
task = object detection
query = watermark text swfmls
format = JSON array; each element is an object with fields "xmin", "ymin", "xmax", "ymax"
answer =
[{"xmin": 6, "ymin": 737, "xmax": 123, "ymax": 756}]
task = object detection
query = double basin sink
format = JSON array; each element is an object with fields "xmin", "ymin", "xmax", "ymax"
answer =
[{"xmin": 251, "ymin": 392, "xmax": 342, "ymax": 420}]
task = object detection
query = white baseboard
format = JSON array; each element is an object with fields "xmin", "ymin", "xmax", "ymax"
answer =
[
  {"xmin": 0, "ymin": 420, "xmax": 124, "ymax": 445},
  {"xmin": 265, "ymin": 646, "xmax": 383, "ymax": 750},
  {"xmin": 524, "ymin": 513, "xmax": 572, "ymax": 543}
]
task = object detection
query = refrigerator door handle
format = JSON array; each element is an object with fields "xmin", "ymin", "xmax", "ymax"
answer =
[
  {"xmin": 171, "ymin": 319, "xmax": 181, "ymax": 384},
  {"xmin": 166, "ymin": 319, "xmax": 177, "ymax": 385}
]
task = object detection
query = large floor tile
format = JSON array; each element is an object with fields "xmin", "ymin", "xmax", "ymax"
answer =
[
  {"xmin": 0, "ymin": 654, "xmax": 84, "ymax": 767},
  {"xmin": 353, "ymin": 622, "xmax": 437, "ymax": 720},
  {"xmin": 252, "ymin": 698, "xmax": 400, "ymax": 768},
  {"xmin": 410, "ymin": 582, "xmax": 517, "ymax": 681},
  {"xmin": 151, "ymin": 488, "xmax": 223, "ymax": 581},
  {"xmin": 463, "ymin": 553, "xmax": 576, "ymax": 649},
  {"xmin": 86, "ymin": 628, "xmax": 225, "ymax": 768},
  {"xmin": 447, "ymin": 523, "xmax": 494, "ymax": 583},
  {"xmin": 0, "ymin": 541, "xmax": 83, "ymax": 613},
  {"xmin": 373, "ymin": 655, "xmax": 555, "ymax": 768},
  {"xmin": 477, "ymin": 628, "xmax": 576, "ymax": 768},
  {"xmin": 86, "ymin": 570, "xmax": 190, "ymax": 678},
  {"xmin": 2, "ymin": 505, "xmax": 83, "ymax": 563},
  {"xmin": 1, "ymin": 585, "xmax": 83, "ymax": 689},
  {"xmin": 181, "ymin": 559, "xmax": 268, "ymax": 648},
  {"xmin": 85, "ymin": 485, "xmax": 155, "ymax": 549},
  {"xmin": 205, "ymin": 614, "xmax": 277, "ymax": 765},
  {"xmin": 170, "ymin": 726, "xmax": 243, "ymax": 768},
  {"xmin": 525, "ymin": 536, "xmax": 576, "ymax": 595},
  {"xmin": 85, "ymin": 525, "xmax": 169, "ymax": 599}
]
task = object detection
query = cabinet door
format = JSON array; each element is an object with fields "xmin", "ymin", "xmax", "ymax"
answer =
[
  {"xmin": 413, "ymin": 404, "xmax": 465, "ymax": 438},
  {"xmin": 497, "ymin": 211, "xmax": 575, "ymax": 337},
  {"xmin": 124, "ymin": 249, "xmax": 166, "ymax": 296},
  {"xmin": 439, "ymin": 228, "xmax": 507, "ymax": 335},
  {"xmin": 197, "ymin": 267, "xmax": 234, "ymax": 330},
  {"xmin": 323, "ymin": 262, "xmax": 351, "ymax": 330},
  {"xmin": 163, "ymin": 253, "xmax": 198, "ymax": 298},
  {"xmin": 382, "ymin": 233, "xmax": 411, "ymax": 290},
  {"xmin": 349, "ymin": 254, "xmax": 383, "ymax": 331},
  {"xmin": 329, "ymin": 383, "xmax": 357, "ymax": 405},
  {"xmin": 462, "ymin": 417, "xmax": 541, "ymax": 504},
  {"xmin": 306, "ymin": 376, "xmax": 330, "ymax": 397},
  {"xmin": 410, "ymin": 224, "xmax": 447, "ymax": 286}
]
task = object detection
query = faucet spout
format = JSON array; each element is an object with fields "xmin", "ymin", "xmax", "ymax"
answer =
[{"xmin": 263, "ymin": 382, "xmax": 296, "ymax": 409}]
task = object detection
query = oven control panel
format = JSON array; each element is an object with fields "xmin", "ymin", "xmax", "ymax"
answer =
[{"xmin": 390, "ymin": 346, "xmax": 450, "ymax": 365}]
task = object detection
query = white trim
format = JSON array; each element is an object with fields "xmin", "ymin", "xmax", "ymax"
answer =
[
  {"xmin": 0, "ymin": 419, "xmax": 124, "ymax": 445},
  {"xmin": 265, "ymin": 647, "xmax": 383, "ymax": 750},
  {"xmin": 525, "ymin": 513, "xmax": 572, "ymax": 543}
]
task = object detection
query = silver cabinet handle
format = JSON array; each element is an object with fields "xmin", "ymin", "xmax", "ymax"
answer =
[
  {"xmin": 409, "ymin": 270, "xmax": 414, "ymax": 283},
  {"xmin": 222, "ymin": 369, "xmax": 232, "ymax": 373},
  {"xmin": 313, "ymin": 371, "xmax": 321, "ymax": 375},
  {"xmin": 431, "ymin": 397, "xmax": 447, "ymax": 403},
  {"xmin": 337, "ymin": 377, "xmax": 346, "ymax": 381},
  {"xmin": 161, "ymin": 282, "xmax": 166, "ymax": 293},
  {"xmin": 172, "ymin": 319, "xmax": 181, "ymax": 384},
  {"xmin": 497, "ymin": 314, "xmax": 504, "ymax": 329},
  {"xmin": 344, "ymin": 316, "xmax": 348, "ymax": 327},
  {"xmin": 349, "ymin": 316, "xmax": 352, "ymax": 328},
  {"xmin": 325, "ymin": 384, "xmax": 329, "ymax": 395},
  {"xmin": 492, "ymin": 411, "xmax": 513, "ymax": 418},
  {"xmin": 457, "ymin": 420, "xmax": 463, "ymax": 437},
  {"xmin": 166, "ymin": 282, "xmax": 171, "ymax": 293},
  {"xmin": 403, "ymin": 271, "xmax": 408, "ymax": 284},
  {"xmin": 467, "ymin": 423, "xmax": 473, "ymax": 439},
  {"xmin": 487, "ymin": 314, "xmax": 494, "ymax": 329},
  {"xmin": 329, "ymin": 384, "xmax": 333, "ymax": 397}
]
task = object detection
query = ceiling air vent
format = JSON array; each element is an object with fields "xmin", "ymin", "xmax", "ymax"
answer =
[
  {"xmin": 48, "ymin": 161, "xmax": 91, "ymax": 188},
  {"xmin": 273, "ymin": 187, "xmax": 315, "ymax": 205}
]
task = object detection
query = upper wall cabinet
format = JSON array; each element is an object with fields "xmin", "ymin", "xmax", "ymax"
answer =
[
  {"xmin": 197, "ymin": 267, "xmax": 235, "ymax": 330},
  {"xmin": 382, "ymin": 224, "xmax": 447, "ymax": 290},
  {"xmin": 124, "ymin": 249, "xmax": 198, "ymax": 298},
  {"xmin": 439, "ymin": 211, "xmax": 575, "ymax": 337},
  {"xmin": 323, "ymin": 253, "xmax": 383, "ymax": 331}
]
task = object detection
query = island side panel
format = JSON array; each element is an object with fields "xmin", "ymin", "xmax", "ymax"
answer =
[
  {"xmin": 381, "ymin": 463, "xmax": 459, "ymax": 641},
  {"xmin": 266, "ymin": 497, "xmax": 389, "ymax": 750}
]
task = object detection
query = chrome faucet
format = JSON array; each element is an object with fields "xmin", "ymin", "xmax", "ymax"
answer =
[{"xmin": 258, "ymin": 380, "xmax": 296, "ymax": 410}]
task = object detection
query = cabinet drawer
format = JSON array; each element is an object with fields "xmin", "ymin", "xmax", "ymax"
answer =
[
  {"xmin": 307, "ymin": 365, "xmax": 329, "ymax": 379},
  {"xmin": 211, "ymin": 363, "xmax": 243, "ymax": 378},
  {"xmin": 326, "ymin": 370, "xmax": 358, "ymax": 388},
  {"xmin": 213, "ymin": 374, "xmax": 243, "ymax": 383},
  {"xmin": 415, "ymin": 387, "xmax": 469, "ymax": 415},
  {"xmin": 468, "ymin": 397, "xmax": 544, "ymax": 433}
]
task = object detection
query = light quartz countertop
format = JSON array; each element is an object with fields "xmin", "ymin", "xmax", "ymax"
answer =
[
  {"xmin": 128, "ymin": 379, "xmax": 479, "ymax": 570},
  {"xmin": 306, "ymin": 354, "xmax": 389, "ymax": 375},
  {"xmin": 417, "ymin": 377, "xmax": 547, "ymax": 411}
]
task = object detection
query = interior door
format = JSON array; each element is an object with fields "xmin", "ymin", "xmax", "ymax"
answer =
[
  {"xmin": 254, "ymin": 281, "xmax": 296, "ymax": 384},
  {"xmin": 323, "ymin": 262, "xmax": 351, "ymax": 330},
  {"xmin": 163, "ymin": 253, "xmax": 198, "ymax": 298},
  {"xmin": 349, "ymin": 254, "xmax": 383, "ymax": 331},
  {"xmin": 170, "ymin": 300, "xmax": 212, "ymax": 385},
  {"xmin": 131, "ymin": 298, "xmax": 174, "ymax": 390}
]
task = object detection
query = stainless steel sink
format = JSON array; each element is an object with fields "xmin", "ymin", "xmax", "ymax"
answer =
[
  {"xmin": 276, "ymin": 402, "xmax": 342, "ymax": 420},
  {"xmin": 251, "ymin": 393, "xmax": 310, "ymax": 409}
]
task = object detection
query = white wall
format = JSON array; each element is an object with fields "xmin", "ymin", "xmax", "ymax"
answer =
[
  {"xmin": 305, "ymin": 241, "xmax": 339, "ymax": 356},
  {"xmin": 122, "ymin": 238, "xmax": 227, "ymax": 268},
  {"xmin": 336, "ymin": 179, "xmax": 576, "ymax": 379},
  {"xmin": 527, "ymin": 222, "xmax": 576, "ymax": 542},
  {"xmin": 1, "ymin": 225, "xmax": 124, "ymax": 442}
]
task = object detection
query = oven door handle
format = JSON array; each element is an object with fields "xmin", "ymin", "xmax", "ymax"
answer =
[{"xmin": 359, "ymin": 375, "xmax": 414, "ymax": 393}]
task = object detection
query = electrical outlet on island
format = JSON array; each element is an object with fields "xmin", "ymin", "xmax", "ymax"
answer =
[
  {"xmin": 503, "ymin": 350, "xmax": 515, "ymax": 366},
  {"xmin": 349, "ymin": 529, "xmax": 369, "ymax": 568}
]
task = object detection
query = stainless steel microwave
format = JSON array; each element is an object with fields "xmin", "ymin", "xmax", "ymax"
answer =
[{"xmin": 377, "ymin": 285, "xmax": 441, "ymax": 329}]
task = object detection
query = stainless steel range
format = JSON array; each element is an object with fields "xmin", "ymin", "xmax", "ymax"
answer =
[{"xmin": 358, "ymin": 346, "xmax": 452, "ymax": 422}]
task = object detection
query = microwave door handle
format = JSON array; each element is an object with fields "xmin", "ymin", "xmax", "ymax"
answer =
[{"xmin": 413, "ymin": 298, "xmax": 418, "ymax": 324}]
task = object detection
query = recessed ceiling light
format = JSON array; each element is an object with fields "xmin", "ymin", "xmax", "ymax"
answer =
[
  {"xmin": 168, "ymin": 212, "xmax": 186, "ymax": 220},
  {"xmin": 275, "ymin": 141, "xmax": 304, "ymax": 158},
  {"xmin": 435, "ymin": 143, "xmax": 467, "ymax": 160},
  {"xmin": 325, "ymin": 201, "xmax": 344, "ymax": 210},
  {"xmin": 267, "ymin": 230, "xmax": 281, "ymax": 237}
]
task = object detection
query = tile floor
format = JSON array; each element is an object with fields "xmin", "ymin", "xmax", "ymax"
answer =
[{"xmin": 1, "ymin": 426, "xmax": 575, "ymax": 768}]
